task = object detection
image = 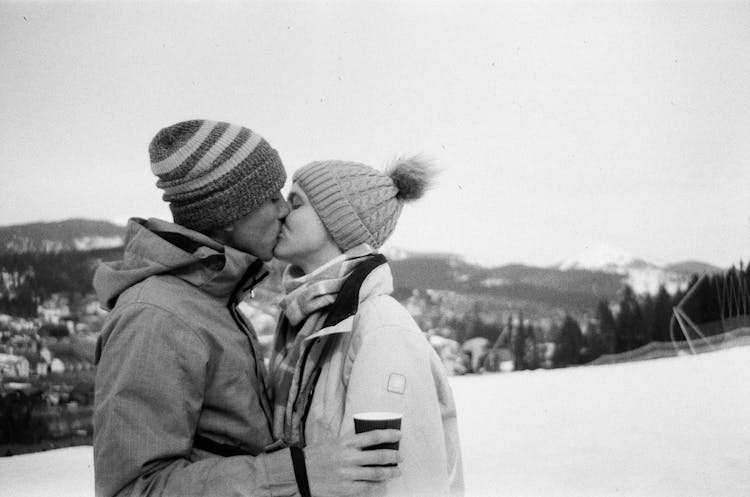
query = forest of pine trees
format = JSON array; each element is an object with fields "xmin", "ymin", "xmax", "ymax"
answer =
[
  {"xmin": 553, "ymin": 262, "xmax": 750, "ymax": 368},
  {"xmin": 0, "ymin": 248, "xmax": 122, "ymax": 317}
]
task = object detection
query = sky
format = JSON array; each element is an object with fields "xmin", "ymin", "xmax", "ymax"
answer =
[{"xmin": 1, "ymin": 0, "xmax": 749, "ymax": 268}]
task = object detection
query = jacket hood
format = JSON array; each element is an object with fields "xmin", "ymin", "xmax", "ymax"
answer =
[{"xmin": 93, "ymin": 218, "xmax": 261, "ymax": 310}]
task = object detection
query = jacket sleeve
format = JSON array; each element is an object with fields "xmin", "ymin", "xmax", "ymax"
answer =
[
  {"xmin": 94, "ymin": 304, "xmax": 298, "ymax": 497},
  {"xmin": 340, "ymin": 313, "xmax": 454, "ymax": 496}
]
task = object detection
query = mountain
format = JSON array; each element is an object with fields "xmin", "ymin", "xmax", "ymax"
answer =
[
  {"xmin": 388, "ymin": 253, "xmax": 625, "ymax": 316},
  {"xmin": 559, "ymin": 242, "xmax": 639, "ymax": 273},
  {"xmin": 386, "ymin": 243, "xmax": 723, "ymax": 319},
  {"xmin": 0, "ymin": 219, "xmax": 126, "ymax": 254},
  {"xmin": 557, "ymin": 243, "xmax": 722, "ymax": 295},
  {"xmin": 0, "ymin": 220, "xmax": 722, "ymax": 321},
  {"xmin": 666, "ymin": 260, "xmax": 725, "ymax": 275}
]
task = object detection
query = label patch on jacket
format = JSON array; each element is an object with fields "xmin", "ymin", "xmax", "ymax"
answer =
[{"xmin": 387, "ymin": 373, "xmax": 406, "ymax": 394}]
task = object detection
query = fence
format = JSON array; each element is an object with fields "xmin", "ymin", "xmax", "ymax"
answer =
[{"xmin": 590, "ymin": 326, "xmax": 750, "ymax": 365}]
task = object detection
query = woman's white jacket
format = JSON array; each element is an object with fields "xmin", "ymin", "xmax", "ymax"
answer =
[{"xmin": 294, "ymin": 262, "xmax": 464, "ymax": 496}]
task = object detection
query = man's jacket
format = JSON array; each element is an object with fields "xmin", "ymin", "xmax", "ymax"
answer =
[{"xmin": 93, "ymin": 218, "xmax": 296, "ymax": 497}]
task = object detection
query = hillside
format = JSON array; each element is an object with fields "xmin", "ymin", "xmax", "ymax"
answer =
[
  {"xmin": 0, "ymin": 219, "xmax": 125, "ymax": 254},
  {"xmin": 666, "ymin": 260, "xmax": 725, "ymax": 275},
  {"xmin": 390, "ymin": 255, "xmax": 624, "ymax": 313},
  {"xmin": 556, "ymin": 242, "xmax": 722, "ymax": 295},
  {"xmin": 0, "ymin": 247, "xmax": 124, "ymax": 316}
]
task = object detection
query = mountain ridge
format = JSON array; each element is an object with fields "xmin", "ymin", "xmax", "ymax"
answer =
[
  {"xmin": 0, "ymin": 220, "xmax": 723, "ymax": 272},
  {"xmin": 0, "ymin": 219, "xmax": 126, "ymax": 254},
  {"xmin": 0, "ymin": 220, "xmax": 722, "ymax": 316},
  {"xmin": 553, "ymin": 242, "xmax": 722, "ymax": 295}
]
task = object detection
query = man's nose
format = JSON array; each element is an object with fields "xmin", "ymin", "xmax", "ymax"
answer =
[{"xmin": 278, "ymin": 197, "xmax": 290, "ymax": 218}]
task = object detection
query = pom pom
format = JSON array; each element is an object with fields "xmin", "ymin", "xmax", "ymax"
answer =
[{"xmin": 386, "ymin": 155, "xmax": 437, "ymax": 202}]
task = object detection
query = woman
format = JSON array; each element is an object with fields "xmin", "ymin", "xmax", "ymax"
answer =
[{"xmin": 270, "ymin": 157, "xmax": 464, "ymax": 496}]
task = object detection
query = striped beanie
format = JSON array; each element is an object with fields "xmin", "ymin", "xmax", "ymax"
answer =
[
  {"xmin": 148, "ymin": 120, "xmax": 286, "ymax": 232},
  {"xmin": 293, "ymin": 156, "xmax": 436, "ymax": 251}
]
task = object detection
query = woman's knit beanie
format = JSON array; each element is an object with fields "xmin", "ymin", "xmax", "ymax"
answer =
[
  {"xmin": 148, "ymin": 119, "xmax": 286, "ymax": 232},
  {"xmin": 293, "ymin": 156, "xmax": 436, "ymax": 251}
]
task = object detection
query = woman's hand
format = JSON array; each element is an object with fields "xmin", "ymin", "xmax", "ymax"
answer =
[{"xmin": 304, "ymin": 429, "xmax": 402, "ymax": 497}]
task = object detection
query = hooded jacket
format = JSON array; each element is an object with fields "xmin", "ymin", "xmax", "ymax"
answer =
[
  {"xmin": 280, "ymin": 258, "xmax": 464, "ymax": 497},
  {"xmin": 93, "ymin": 218, "xmax": 297, "ymax": 497}
]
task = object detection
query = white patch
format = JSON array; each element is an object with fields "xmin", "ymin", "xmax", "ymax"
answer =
[{"xmin": 387, "ymin": 373, "xmax": 406, "ymax": 394}]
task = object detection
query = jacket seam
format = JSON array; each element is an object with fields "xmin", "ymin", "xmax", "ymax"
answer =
[{"xmin": 108, "ymin": 297, "xmax": 209, "ymax": 350}]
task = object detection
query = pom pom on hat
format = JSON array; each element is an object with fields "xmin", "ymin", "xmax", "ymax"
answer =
[
  {"xmin": 293, "ymin": 155, "xmax": 437, "ymax": 251},
  {"xmin": 386, "ymin": 155, "xmax": 436, "ymax": 202}
]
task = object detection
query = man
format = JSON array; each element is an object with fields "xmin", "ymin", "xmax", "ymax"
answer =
[{"xmin": 93, "ymin": 120, "xmax": 400, "ymax": 497}]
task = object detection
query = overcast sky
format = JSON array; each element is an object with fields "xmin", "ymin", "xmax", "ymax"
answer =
[{"xmin": 1, "ymin": 0, "xmax": 748, "ymax": 268}]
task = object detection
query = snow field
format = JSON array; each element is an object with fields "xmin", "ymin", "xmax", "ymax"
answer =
[
  {"xmin": 453, "ymin": 346, "xmax": 750, "ymax": 496},
  {"xmin": 1, "ymin": 346, "xmax": 749, "ymax": 497}
]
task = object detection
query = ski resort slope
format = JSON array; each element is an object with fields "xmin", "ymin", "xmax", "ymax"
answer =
[
  {"xmin": 454, "ymin": 346, "xmax": 750, "ymax": 497},
  {"xmin": 2, "ymin": 346, "xmax": 749, "ymax": 497}
]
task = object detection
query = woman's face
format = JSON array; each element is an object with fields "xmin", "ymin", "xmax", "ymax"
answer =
[{"xmin": 273, "ymin": 182, "xmax": 341, "ymax": 271}]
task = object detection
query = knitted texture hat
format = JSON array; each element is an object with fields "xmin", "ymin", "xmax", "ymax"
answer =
[
  {"xmin": 148, "ymin": 120, "xmax": 286, "ymax": 232},
  {"xmin": 293, "ymin": 156, "xmax": 435, "ymax": 251}
]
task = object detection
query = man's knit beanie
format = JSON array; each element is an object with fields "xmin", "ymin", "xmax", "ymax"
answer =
[
  {"xmin": 148, "ymin": 120, "xmax": 286, "ymax": 232},
  {"xmin": 293, "ymin": 156, "xmax": 436, "ymax": 251}
]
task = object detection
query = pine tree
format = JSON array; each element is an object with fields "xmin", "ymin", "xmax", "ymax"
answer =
[
  {"xmin": 580, "ymin": 320, "xmax": 605, "ymax": 363},
  {"xmin": 615, "ymin": 286, "xmax": 644, "ymax": 352},
  {"xmin": 652, "ymin": 286, "xmax": 673, "ymax": 342},
  {"xmin": 596, "ymin": 299, "xmax": 617, "ymax": 354},
  {"xmin": 554, "ymin": 315, "xmax": 583, "ymax": 366},
  {"xmin": 464, "ymin": 301, "xmax": 482, "ymax": 341},
  {"xmin": 641, "ymin": 293, "xmax": 655, "ymax": 345},
  {"xmin": 526, "ymin": 324, "xmax": 539, "ymax": 370},
  {"xmin": 512, "ymin": 314, "xmax": 527, "ymax": 371}
]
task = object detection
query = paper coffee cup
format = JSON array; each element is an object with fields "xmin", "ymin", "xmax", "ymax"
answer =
[{"xmin": 353, "ymin": 412, "xmax": 402, "ymax": 466}]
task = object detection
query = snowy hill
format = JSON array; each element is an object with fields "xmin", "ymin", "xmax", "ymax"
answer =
[
  {"xmin": 0, "ymin": 219, "xmax": 125, "ymax": 254},
  {"xmin": 3, "ymin": 344, "xmax": 749, "ymax": 497},
  {"xmin": 559, "ymin": 242, "xmax": 640, "ymax": 273},
  {"xmin": 558, "ymin": 242, "xmax": 721, "ymax": 295}
]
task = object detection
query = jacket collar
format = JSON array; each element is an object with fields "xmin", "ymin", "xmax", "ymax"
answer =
[
  {"xmin": 94, "ymin": 217, "xmax": 266, "ymax": 308},
  {"xmin": 303, "ymin": 255, "xmax": 392, "ymax": 342}
]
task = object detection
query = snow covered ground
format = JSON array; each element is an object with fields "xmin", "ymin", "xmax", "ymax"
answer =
[
  {"xmin": 2, "ymin": 346, "xmax": 749, "ymax": 497},
  {"xmin": 454, "ymin": 346, "xmax": 750, "ymax": 496}
]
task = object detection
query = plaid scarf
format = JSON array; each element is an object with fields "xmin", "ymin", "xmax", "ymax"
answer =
[{"xmin": 270, "ymin": 244, "xmax": 374, "ymax": 444}]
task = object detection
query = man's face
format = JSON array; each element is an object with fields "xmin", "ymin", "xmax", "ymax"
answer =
[{"xmin": 227, "ymin": 190, "xmax": 290, "ymax": 261}]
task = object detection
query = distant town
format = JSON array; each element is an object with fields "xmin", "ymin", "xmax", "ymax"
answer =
[{"xmin": 0, "ymin": 293, "xmax": 102, "ymax": 455}]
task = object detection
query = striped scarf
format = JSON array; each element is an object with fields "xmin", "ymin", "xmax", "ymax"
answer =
[{"xmin": 270, "ymin": 244, "xmax": 374, "ymax": 444}]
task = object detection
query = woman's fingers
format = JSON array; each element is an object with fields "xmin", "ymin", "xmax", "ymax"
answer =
[
  {"xmin": 347, "ymin": 464, "xmax": 402, "ymax": 482},
  {"xmin": 351, "ymin": 448, "xmax": 400, "ymax": 467},
  {"xmin": 348, "ymin": 429, "xmax": 401, "ymax": 448}
]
